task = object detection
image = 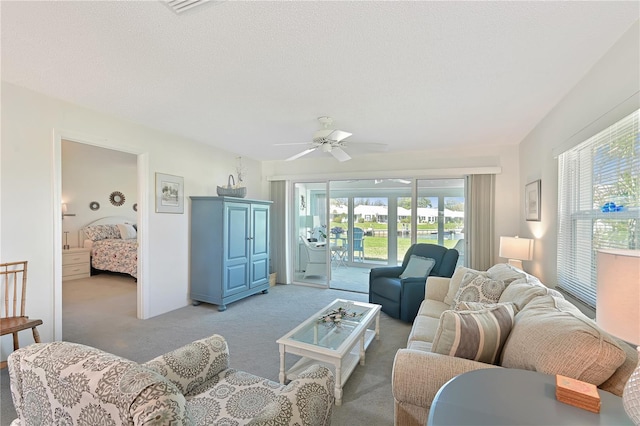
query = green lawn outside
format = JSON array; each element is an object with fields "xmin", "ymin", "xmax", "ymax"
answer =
[
  {"xmin": 362, "ymin": 236, "xmax": 457, "ymax": 261},
  {"xmin": 330, "ymin": 221, "xmax": 462, "ymax": 231},
  {"xmin": 326, "ymin": 220, "xmax": 460, "ymax": 262}
]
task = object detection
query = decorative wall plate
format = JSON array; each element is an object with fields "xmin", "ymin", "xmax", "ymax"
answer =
[
  {"xmin": 89, "ymin": 201, "xmax": 100, "ymax": 211},
  {"xmin": 133, "ymin": 203, "xmax": 138, "ymax": 212},
  {"xmin": 109, "ymin": 191, "xmax": 125, "ymax": 206}
]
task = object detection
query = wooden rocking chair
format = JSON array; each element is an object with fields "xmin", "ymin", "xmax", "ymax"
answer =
[{"xmin": 0, "ymin": 261, "xmax": 43, "ymax": 369}]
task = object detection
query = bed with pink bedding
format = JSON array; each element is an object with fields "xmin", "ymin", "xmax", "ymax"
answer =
[{"xmin": 80, "ymin": 218, "xmax": 138, "ymax": 279}]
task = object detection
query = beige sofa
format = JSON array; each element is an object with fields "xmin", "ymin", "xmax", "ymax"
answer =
[{"xmin": 392, "ymin": 263, "xmax": 638, "ymax": 426}]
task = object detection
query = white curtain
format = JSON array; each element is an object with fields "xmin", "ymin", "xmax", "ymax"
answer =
[
  {"xmin": 465, "ymin": 174, "xmax": 496, "ymax": 270},
  {"xmin": 269, "ymin": 180, "xmax": 290, "ymax": 284}
]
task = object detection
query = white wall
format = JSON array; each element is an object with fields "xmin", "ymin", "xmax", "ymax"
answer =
[
  {"xmin": 263, "ymin": 143, "xmax": 522, "ymax": 265},
  {"xmin": 62, "ymin": 141, "xmax": 138, "ymax": 247},
  {"xmin": 1, "ymin": 82, "xmax": 265, "ymax": 361},
  {"xmin": 518, "ymin": 20, "xmax": 639, "ymax": 287}
]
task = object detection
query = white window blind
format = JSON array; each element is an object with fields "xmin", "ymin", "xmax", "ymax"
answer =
[{"xmin": 557, "ymin": 109, "xmax": 639, "ymax": 307}]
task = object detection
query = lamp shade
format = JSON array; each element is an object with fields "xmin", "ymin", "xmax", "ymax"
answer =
[
  {"xmin": 499, "ymin": 236, "xmax": 534, "ymax": 261},
  {"xmin": 597, "ymin": 249, "xmax": 640, "ymax": 425},
  {"xmin": 299, "ymin": 215, "xmax": 314, "ymax": 228},
  {"xmin": 62, "ymin": 203, "xmax": 68, "ymax": 213},
  {"xmin": 596, "ymin": 249, "xmax": 640, "ymax": 345}
]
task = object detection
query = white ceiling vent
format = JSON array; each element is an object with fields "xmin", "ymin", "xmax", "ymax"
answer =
[{"xmin": 163, "ymin": 0, "xmax": 213, "ymax": 14}]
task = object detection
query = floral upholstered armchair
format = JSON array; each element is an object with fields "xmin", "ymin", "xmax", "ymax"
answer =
[{"xmin": 8, "ymin": 334, "xmax": 334, "ymax": 425}]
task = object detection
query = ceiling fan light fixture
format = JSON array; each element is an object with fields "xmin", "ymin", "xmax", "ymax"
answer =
[
  {"xmin": 313, "ymin": 129, "xmax": 333, "ymax": 142},
  {"xmin": 276, "ymin": 116, "xmax": 388, "ymax": 162}
]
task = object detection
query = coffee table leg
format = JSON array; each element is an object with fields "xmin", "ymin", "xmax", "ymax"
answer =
[
  {"xmin": 360, "ymin": 336, "xmax": 366, "ymax": 365},
  {"xmin": 279, "ymin": 345, "xmax": 286, "ymax": 384},
  {"xmin": 375, "ymin": 311, "xmax": 380, "ymax": 340},
  {"xmin": 335, "ymin": 361, "xmax": 343, "ymax": 406}
]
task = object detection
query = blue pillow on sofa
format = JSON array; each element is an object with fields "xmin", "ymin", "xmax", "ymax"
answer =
[{"xmin": 399, "ymin": 255, "xmax": 436, "ymax": 279}]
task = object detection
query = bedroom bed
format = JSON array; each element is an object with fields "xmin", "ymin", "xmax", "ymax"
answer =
[{"xmin": 79, "ymin": 216, "xmax": 138, "ymax": 279}]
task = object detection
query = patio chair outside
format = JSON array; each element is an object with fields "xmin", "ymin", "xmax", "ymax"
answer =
[{"xmin": 352, "ymin": 227, "xmax": 365, "ymax": 261}]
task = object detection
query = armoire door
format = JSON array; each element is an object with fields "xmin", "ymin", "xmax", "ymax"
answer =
[
  {"xmin": 250, "ymin": 203, "xmax": 270, "ymax": 288},
  {"xmin": 224, "ymin": 202, "xmax": 250, "ymax": 295}
]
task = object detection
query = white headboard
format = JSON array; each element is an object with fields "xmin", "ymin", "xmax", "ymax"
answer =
[{"xmin": 79, "ymin": 216, "xmax": 136, "ymax": 248}]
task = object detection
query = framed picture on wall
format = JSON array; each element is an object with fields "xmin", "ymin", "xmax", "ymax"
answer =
[
  {"xmin": 525, "ymin": 179, "xmax": 541, "ymax": 221},
  {"xmin": 155, "ymin": 173, "xmax": 184, "ymax": 214}
]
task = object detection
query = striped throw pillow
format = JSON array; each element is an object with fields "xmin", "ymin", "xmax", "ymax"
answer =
[
  {"xmin": 455, "ymin": 301, "xmax": 518, "ymax": 313},
  {"xmin": 431, "ymin": 304, "xmax": 515, "ymax": 365}
]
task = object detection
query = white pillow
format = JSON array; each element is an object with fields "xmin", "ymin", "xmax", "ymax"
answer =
[
  {"xmin": 399, "ymin": 255, "xmax": 436, "ymax": 279},
  {"xmin": 117, "ymin": 223, "xmax": 137, "ymax": 240}
]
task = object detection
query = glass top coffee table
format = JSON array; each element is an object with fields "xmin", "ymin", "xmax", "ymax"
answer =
[{"xmin": 276, "ymin": 299, "xmax": 381, "ymax": 405}]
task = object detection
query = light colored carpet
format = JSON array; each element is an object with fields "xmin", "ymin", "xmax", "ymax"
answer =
[{"xmin": 1, "ymin": 274, "xmax": 411, "ymax": 425}]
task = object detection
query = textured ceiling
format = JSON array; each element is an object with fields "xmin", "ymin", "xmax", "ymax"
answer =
[{"xmin": 2, "ymin": 1, "xmax": 638, "ymax": 161}]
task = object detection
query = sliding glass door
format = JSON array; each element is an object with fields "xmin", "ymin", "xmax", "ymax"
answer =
[
  {"xmin": 291, "ymin": 177, "xmax": 466, "ymax": 290},
  {"xmin": 294, "ymin": 182, "xmax": 329, "ymax": 287},
  {"xmin": 416, "ymin": 179, "xmax": 465, "ymax": 266}
]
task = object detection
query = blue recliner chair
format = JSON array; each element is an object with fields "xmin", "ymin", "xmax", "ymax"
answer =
[{"xmin": 369, "ymin": 243, "xmax": 459, "ymax": 322}]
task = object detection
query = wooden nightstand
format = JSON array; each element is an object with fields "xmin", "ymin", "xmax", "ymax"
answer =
[{"xmin": 62, "ymin": 247, "xmax": 91, "ymax": 281}]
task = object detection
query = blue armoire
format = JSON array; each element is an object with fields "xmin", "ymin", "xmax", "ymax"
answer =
[{"xmin": 189, "ymin": 196, "xmax": 272, "ymax": 311}]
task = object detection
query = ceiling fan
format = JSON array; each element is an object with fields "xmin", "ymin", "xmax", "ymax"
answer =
[{"xmin": 276, "ymin": 116, "xmax": 388, "ymax": 162}]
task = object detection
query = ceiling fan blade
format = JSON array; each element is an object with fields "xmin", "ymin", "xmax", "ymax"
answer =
[
  {"xmin": 274, "ymin": 142, "xmax": 312, "ymax": 146},
  {"xmin": 328, "ymin": 130, "xmax": 352, "ymax": 142},
  {"xmin": 348, "ymin": 142, "xmax": 389, "ymax": 151},
  {"xmin": 286, "ymin": 147, "xmax": 316, "ymax": 161},
  {"xmin": 330, "ymin": 147, "xmax": 352, "ymax": 162}
]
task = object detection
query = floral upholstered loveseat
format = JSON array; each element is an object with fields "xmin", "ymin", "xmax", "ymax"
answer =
[{"xmin": 8, "ymin": 334, "xmax": 334, "ymax": 425}]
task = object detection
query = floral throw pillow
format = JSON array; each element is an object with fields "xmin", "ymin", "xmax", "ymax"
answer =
[
  {"xmin": 445, "ymin": 267, "xmax": 487, "ymax": 307},
  {"xmin": 83, "ymin": 224, "xmax": 121, "ymax": 241},
  {"xmin": 452, "ymin": 272, "xmax": 506, "ymax": 309}
]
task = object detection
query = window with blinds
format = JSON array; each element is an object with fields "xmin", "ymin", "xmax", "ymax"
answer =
[{"xmin": 557, "ymin": 109, "xmax": 639, "ymax": 307}]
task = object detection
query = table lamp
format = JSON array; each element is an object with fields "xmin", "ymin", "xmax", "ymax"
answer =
[
  {"xmin": 62, "ymin": 203, "xmax": 76, "ymax": 219},
  {"xmin": 300, "ymin": 215, "xmax": 314, "ymax": 239},
  {"xmin": 498, "ymin": 236, "xmax": 534, "ymax": 270},
  {"xmin": 596, "ymin": 249, "xmax": 640, "ymax": 424}
]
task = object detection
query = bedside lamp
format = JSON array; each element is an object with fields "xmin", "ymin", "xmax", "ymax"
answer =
[
  {"xmin": 596, "ymin": 249, "xmax": 640, "ymax": 424},
  {"xmin": 62, "ymin": 203, "xmax": 76, "ymax": 219},
  {"xmin": 498, "ymin": 236, "xmax": 534, "ymax": 270}
]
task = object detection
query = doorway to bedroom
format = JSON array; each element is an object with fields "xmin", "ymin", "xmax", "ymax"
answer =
[{"xmin": 61, "ymin": 141, "xmax": 139, "ymax": 336}]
